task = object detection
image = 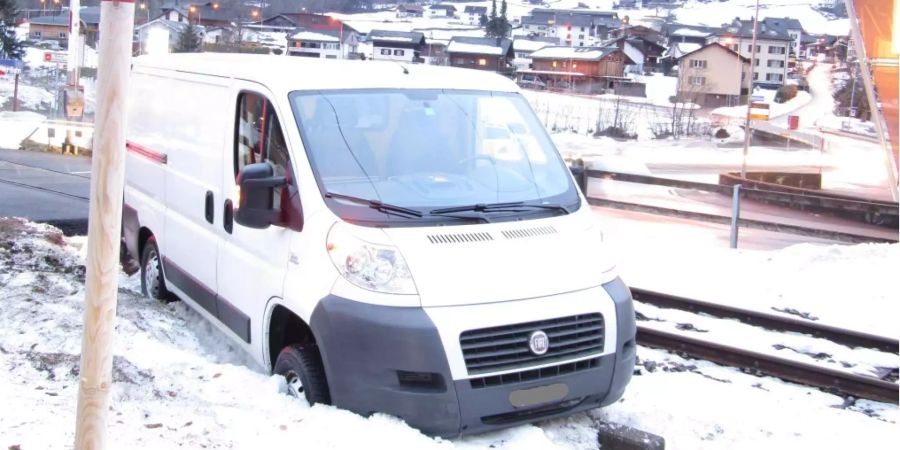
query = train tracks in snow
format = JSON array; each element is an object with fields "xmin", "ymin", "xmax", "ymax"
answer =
[{"xmin": 631, "ymin": 288, "xmax": 899, "ymax": 404}]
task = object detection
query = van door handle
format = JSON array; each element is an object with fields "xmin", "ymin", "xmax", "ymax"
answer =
[
  {"xmin": 223, "ymin": 199, "xmax": 233, "ymax": 234},
  {"xmin": 205, "ymin": 191, "xmax": 214, "ymax": 224}
]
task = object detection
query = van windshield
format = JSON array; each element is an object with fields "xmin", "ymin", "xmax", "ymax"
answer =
[{"xmin": 289, "ymin": 89, "xmax": 579, "ymax": 225}]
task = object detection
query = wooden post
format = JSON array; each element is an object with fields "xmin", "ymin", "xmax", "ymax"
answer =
[
  {"xmin": 13, "ymin": 73, "xmax": 19, "ymax": 112},
  {"xmin": 74, "ymin": 2, "xmax": 135, "ymax": 449}
]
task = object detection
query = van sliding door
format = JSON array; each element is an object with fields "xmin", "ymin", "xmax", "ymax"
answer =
[{"xmin": 215, "ymin": 87, "xmax": 294, "ymax": 352}]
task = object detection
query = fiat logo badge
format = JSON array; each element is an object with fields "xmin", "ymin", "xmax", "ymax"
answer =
[{"xmin": 528, "ymin": 330, "xmax": 549, "ymax": 355}]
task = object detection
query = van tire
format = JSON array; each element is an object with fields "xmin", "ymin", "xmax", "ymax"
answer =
[
  {"xmin": 140, "ymin": 236, "xmax": 169, "ymax": 301},
  {"xmin": 274, "ymin": 344, "xmax": 331, "ymax": 406}
]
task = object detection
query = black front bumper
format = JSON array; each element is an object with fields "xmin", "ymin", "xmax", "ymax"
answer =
[{"xmin": 309, "ymin": 277, "xmax": 636, "ymax": 438}]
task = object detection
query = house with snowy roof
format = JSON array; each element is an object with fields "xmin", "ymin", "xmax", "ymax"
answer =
[
  {"xmin": 523, "ymin": 45, "xmax": 636, "ymax": 94},
  {"xmin": 428, "ymin": 4, "xmax": 458, "ymax": 18},
  {"xmin": 369, "ymin": 30, "xmax": 426, "ymax": 63},
  {"xmin": 287, "ymin": 29, "xmax": 343, "ymax": 59},
  {"xmin": 396, "ymin": 4, "xmax": 425, "ymax": 18},
  {"xmin": 512, "ymin": 37, "xmax": 556, "ymax": 71},
  {"xmin": 609, "ymin": 24, "xmax": 665, "ymax": 45},
  {"xmin": 521, "ymin": 8, "xmax": 621, "ymax": 47},
  {"xmin": 463, "ymin": 5, "xmax": 488, "ymax": 25},
  {"xmin": 761, "ymin": 17, "xmax": 805, "ymax": 57},
  {"xmin": 447, "ymin": 36, "xmax": 514, "ymax": 75}
]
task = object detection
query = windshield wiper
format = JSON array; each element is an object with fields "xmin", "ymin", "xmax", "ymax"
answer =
[
  {"xmin": 325, "ymin": 192, "xmax": 423, "ymax": 218},
  {"xmin": 430, "ymin": 201, "xmax": 527, "ymax": 215},
  {"xmin": 430, "ymin": 201, "xmax": 571, "ymax": 215}
]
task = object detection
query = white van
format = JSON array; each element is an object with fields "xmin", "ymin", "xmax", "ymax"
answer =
[{"xmin": 122, "ymin": 54, "xmax": 635, "ymax": 437}]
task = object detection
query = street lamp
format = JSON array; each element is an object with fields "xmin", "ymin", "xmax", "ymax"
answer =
[{"xmin": 139, "ymin": 3, "xmax": 149, "ymax": 23}]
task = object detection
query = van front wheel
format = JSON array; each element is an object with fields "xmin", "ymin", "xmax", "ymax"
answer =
[
  {"xmin": 140, "ymin": 236, "xmax": 169, "ymax": 301},
  {"xmin": 275, "ymin": 344, "xmax": 331, "ymax": 406}
]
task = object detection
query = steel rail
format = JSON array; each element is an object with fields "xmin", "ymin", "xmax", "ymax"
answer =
[
  {"xmin": 631, "ymin": 288, "xmax": 899, "ymax": 354},
  {"xmin": 637, "ymin": 326, "xmax": 899, "ymax": 404}
]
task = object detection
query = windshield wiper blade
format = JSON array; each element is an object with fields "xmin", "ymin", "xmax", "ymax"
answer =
[
  {"xmin": 517, "ymin": 202, "xmax": 572, "ymax": 214},
  {"xmin": 430, "ymin": 201, "xmax": 526, "ymax": 215},
  {"xmin": 325, "ymin": 192, "xmax": 423, "ymax": 218}
]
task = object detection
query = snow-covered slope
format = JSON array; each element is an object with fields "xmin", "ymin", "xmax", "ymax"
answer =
[{"xmin": 0, "ymin": 218, "xmax": 895, "ymax": 449}]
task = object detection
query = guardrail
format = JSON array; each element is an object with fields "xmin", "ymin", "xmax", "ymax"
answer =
[{"xmin": 579, "ymin": 169, "xmax": 898, "ymax": 244}]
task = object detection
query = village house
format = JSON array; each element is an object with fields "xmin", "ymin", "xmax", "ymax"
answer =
[
  {"xmin": 524, "ymin": 45, "xmax": 636, "ymax": 94},
  {"xmin": 606, "ymin": 35, "xmax": 667, "ymax": 73},
  {"xmin": 27, "ymin": 14, "xmax": 72, "ymax": 45},
  {"xmin": 134, "ymin": 18, "xmax": 204, "ymax": 54},
  {"xmin": 676, "ymin": 42, "xmax": 752, "ymax": 107},
  {"xmin": 663, "ymin": 23, "xmax": 716, "ymax": 45},
  {"xmin": 609, "ymin": 24, "xmax": 665, "ymax": 45},
  {"xmin": 396, "ymin": 4, "xmax": 425, "ymax": 18},
  {"xmin": 521, "ymin": 8, "xmax": 621, "ymax": 47},
  {"xmin": 512, "ymin": 37, "xmax": 555, "ymax": 71},
  {"xmin": 369, "ymin": 30, "xmax": 426, "ymax": 63},
  {"xmin": 287, "ymin": 30, "xmax": 343, "ymax": 59},
  {"xmin": 447, "ymin": 36, "xmax": 514, "ymax": 75},
  {"xmin": 428, "ymin": 4, "xmax": 457, "ymax": 18},
  {"xmin": 463, "ymin": 5, "xmax": 487, "ymax": 26},
  {"xmin": 422, "ymin": 37, "xmax": 450, "ymax": 66},
  {"xmin": 761, "ymin": 17, "xmax": 804, "ymax": 57},
  {"xmin": 158, "ymin": 2, "xmax": 233, "ymax": 28},
  {"xmin": 708, "ymin": 18, "xmax": 792, "ymax": 87},
  {"xmin": 28, "ymin": 6, "xmax": 101, "ymax": 47}
]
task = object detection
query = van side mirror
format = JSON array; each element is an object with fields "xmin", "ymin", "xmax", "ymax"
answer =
[{"xmin": 235, "ymin": 162, "xmax": 286, "ymax": 229}]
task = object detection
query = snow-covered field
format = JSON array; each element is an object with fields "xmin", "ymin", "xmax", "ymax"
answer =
[{"xmin": 0, "ymin": 211, "xmax": 895, "ymax": 450}]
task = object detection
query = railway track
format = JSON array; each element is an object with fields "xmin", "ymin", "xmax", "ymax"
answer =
[{"xmin": 631, "ymin": 288, "xmax": 899, "ymax": 404}]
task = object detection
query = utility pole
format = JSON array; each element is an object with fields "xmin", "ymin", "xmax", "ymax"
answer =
[
  {"xmin": 740, "ymin": 0, "xmax": 760, "ymax": 179},
  {"xmin": 74, "ymin": 1, "xmax": 135, "ymax": 449},
  {"xmin": 67, "ymin": 0, "xmax": 80, "ymax": 86}
]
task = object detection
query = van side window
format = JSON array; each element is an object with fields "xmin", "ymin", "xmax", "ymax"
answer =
[{"xmin": 235, "ymin": 92, "xmax": 291, "ymax": 209}]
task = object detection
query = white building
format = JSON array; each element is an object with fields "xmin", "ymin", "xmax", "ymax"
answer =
[
  {"xmin": 512, "ymin": 38, "xmax": 553, "ymax": 71},
  {"xmin": 369, "ymin": 30, "xmax": 425, "ymax": 63},
  {"xmin": 520, "ymin": 8, "xmax": 621, "ymax": 47},
  {"xmin": 427, "ymin": 4, "xmax": 457, "ymax": 18},
  {"xmin": 708, "ymin": 19, "xmax": 792, "ymax": 86},
  {"xmin": 463, "ymin": 5, "xmax": 488, "ymax": 26},
  {"xmin": 287, "ymin": 30, "xmax": 342, "ymax": 59}
]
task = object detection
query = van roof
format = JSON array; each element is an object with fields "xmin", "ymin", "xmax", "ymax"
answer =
[{"xmin": 132, "ymin": 53, "xmax": 520, "ymax": 94}]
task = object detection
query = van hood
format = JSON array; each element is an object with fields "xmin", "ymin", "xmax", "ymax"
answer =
[{"xmin": 382, "ymin": 210, "xmax": 616, "ymax": 308}]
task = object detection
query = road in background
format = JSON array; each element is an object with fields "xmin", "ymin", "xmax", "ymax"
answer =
[{"xmin": 0, "ymin": 148, "xmax": 90, "ymax": 232}]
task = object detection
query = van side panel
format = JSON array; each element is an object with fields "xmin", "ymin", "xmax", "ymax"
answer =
[
  {"xmin": 125, "ymin": 72, "xmax": 169, "ymax": 254},
  {"xmin": 160, "ymin": 73, "xmax": 230, "ymax": 309}
]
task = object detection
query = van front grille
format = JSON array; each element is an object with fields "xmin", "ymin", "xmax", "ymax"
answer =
[
  {"xmin": 469, "ymin": 357, "xmax": 600, "ymax": 389},
  {"xmin": 460, "ymin": 313, "xmax": 604, "ymax": 376}
]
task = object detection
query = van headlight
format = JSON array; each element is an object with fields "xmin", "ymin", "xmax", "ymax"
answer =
[{"xmin": 326, "ymin": 224, "xmax": 417, "ymax": 295}]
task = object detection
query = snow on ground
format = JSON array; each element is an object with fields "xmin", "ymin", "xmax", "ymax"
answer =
[
  {"xmin": 523, "ymin": 89, "xmax": 688, "ymax": 140},
  {"xmin": 550, "ymin": 130, "xmax": 826, "ymax": 178},
  {"xmin": 630, "ymin": 73, "xmax": 678, "ymax": 107},
  {"xmin": 817, "ymin": 115, "xmax": 878, "ymax": 138},
  {"xmin": 712, "ymin": 88, "xmax": 812, "ymax": 120},
  {"xmin": 0, "ymin": 213, "xmax": 895, "ymax": 449},
  {"xmin": 0, "ymin": 111, "xmax": 45, "ymax": 148},
  {"xmin": 0, "ymin": 73, "xmax": 54, "ymax": 111}
]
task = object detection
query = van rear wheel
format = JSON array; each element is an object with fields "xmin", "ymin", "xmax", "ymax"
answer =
[
  {"xmin": 140, "ymin": 236, "xmax": 169, "ymax": 301},
  {"xmin": 274, "ymin": 344, "xmax": 331, "ymax": 406}
]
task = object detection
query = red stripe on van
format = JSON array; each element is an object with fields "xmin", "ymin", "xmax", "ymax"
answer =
[{"xmin": 126, "ymin": 141, "xmax": 168, "ymax": 164}]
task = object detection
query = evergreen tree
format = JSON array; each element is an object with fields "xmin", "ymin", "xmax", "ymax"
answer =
[
  {"xmin": 485, "ymin": 0, "xmax": 511, "ymax": 38},
  {"xmin": 0, "ymin": 0, "xmax": 23, "ymax": 60},
  {"xmin": 175, "ymin": 22, "xmax": 203, "ymax": 53},
  {"xmin": 479, "ymin": 13, "xmax": 488, "ymax": 27}
]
